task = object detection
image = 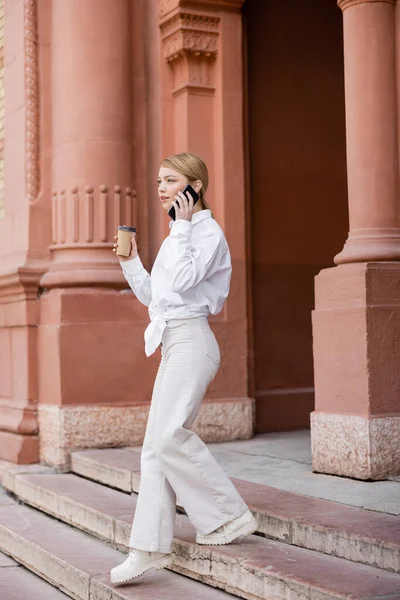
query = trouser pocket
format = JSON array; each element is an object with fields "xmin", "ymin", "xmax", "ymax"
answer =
[{"xmin": 204, "ymin": 330, "xmax": 221, "ymax": 365}]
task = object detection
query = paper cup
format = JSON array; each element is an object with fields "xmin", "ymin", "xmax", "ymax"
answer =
[{"xmin": 117, "ymin": 225, "xmax": 137, "ymax": 257}]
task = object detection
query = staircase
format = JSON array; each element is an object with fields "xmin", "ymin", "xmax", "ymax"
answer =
[{"xmin": 0, "ymin": 447, "xmax": 399, "ymax": 600}]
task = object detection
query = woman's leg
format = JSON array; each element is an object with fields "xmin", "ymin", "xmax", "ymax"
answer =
[
  {"xmin": 129, "ymin": 355, "xmax": 177, "ymax": 553},
  {"xmin": 153, "ymin": 321, "xmax": 248, "ymax": 535}
]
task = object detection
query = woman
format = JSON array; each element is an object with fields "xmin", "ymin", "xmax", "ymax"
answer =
[{"xmin": 110, "ymin": 152, "xmax": 258, "ymax": 585}]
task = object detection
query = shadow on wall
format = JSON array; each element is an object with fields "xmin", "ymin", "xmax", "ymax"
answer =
[{"xmin": 245, "ymin": 0, "xmax": 349, "ymax": 433}]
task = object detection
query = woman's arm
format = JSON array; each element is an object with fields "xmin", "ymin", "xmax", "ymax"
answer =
[
  {"xmin": 121, "ymin": 256, "xmax": 152, "ymax": 307},
  {"xmin": 168, "ymin": 220, "xmax": 222, "ymax": 294}
]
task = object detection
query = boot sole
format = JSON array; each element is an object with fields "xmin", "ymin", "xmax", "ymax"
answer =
[
  {"xmin": 110, "ymin": 554, "xmax": 173, "ymax": 585},
  {"xmin": 196, "ymin": 516, "xmax": 259, "ymax": 546}
]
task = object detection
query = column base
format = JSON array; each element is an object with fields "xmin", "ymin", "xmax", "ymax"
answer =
[
  {"xmin": 0, "ymin": 430, "xmax": 39, "ymax": 464},
  {"xmin": 334, "ymin": 228, "xmax": 400, "ymax": 264},
  {"xmin": 312, "ymin": 262, "xmax": 400, "ymax": 480},
  {"xmin": 311, "ymin": 412, "xmax": 400, "ymax": 480},
  {"xmin": 38, "ymin": 398, "xmax": 254, "ymax": 469},
  {"xmin": 0, "ymin": 268, "xmax": 43, "ymax": 465}
]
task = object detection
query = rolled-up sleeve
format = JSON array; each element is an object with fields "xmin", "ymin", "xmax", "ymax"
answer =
[
  {"xmin": 168, "ymin": 219, "xmax": 222, "ymax": 294},
  {"xmin": 121, "ymin": 256, "xmax": 152, "ymax": 307}
]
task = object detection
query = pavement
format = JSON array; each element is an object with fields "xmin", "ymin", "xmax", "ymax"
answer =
[
  {"xmin": 208, "ymin": 430, "xmax": 400, "ymax": 516},
  {"xmin": 130, "ymin": 429, "xmax": 400, "ymax": 515}
]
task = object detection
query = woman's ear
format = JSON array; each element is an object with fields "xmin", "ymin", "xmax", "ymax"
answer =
[{"xmin": 194, "ymin": 180, "xmax": 203, "ymax": 193}]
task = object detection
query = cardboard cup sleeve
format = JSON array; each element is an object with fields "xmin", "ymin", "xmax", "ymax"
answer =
[{"xmin": 117, "ymin": 226, "xmax": 137, "ymax": 257}]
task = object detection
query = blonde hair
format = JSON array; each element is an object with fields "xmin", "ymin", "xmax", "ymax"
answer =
[{"xmin": 160, "ymin": 152, "xmax": 211, "ymax": 210}]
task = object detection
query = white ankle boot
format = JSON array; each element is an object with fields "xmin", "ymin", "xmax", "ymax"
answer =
[
  {"xmin": 196, "ymin": 509, "xmax": 258, "ymax": 546},
  {"xmin": 110, "ymin": 549, "xmax": 173, "ymax": 584}
]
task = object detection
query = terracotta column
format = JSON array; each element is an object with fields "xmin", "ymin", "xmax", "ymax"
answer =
[
  {"xmin": 311, "ymin": 0, "xmax": 400, "ymax": 480},
  {"xmin": 37, "ymin": 0, "xmax": 151, "ymax": 468},
  {"xmin": 334, "ymin": 0, "xmax": 400, "ymax": 265},
  {"xmin": 41, "ymin": 0, "xmax": 135, "ymax": 289}
]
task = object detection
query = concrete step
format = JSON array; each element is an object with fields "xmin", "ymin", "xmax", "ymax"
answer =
[
  {"xmin": 0, "ymin": 499, "xmax": 235, "ymax": 600},
  {"xmin": 70, "ymin": 447, "xmax": 400, "ymax": 574},
  {"xmin": 5, "ymin": 471, "xmax": 400, "ymax": 600},
  {"xmin": 0, "ymin": 551, "xmax": 69, "ymax": 599}
]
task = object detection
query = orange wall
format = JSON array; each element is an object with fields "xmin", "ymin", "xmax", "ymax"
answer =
[{"xmin": 245, "ymin": 0, "xmax": 349, "ymax": 431}]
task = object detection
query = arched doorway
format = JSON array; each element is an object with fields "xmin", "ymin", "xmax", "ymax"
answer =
[{"xmin": 244, "ymin": 0, "xmax": 349, "ymax": 432}]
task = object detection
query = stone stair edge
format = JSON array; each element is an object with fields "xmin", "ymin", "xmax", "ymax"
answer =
[
  {"xmin": 70, "ymin": 445, "xmax": 400, "ymax": 526},
  {"xmin": 0, "ymin": 502, "xmax": 234, "ymax": 600},
  {"xmin": 69, "ymin": 447, "xmax": 400, "ymax": 573},
  {"xmin": 0, "ymin": 559, "xmax": 71, "ymax": 599},
  {"xmin": 3, "ymin": 452, "xmax": 400, "ymax": 576},
  {"xmin": 1, "ymin": 498, "xmax": 400, "ymax": 600},
  {"xmin": 1, "ymin": 463, "xmax": 56, "ymax": 493}
]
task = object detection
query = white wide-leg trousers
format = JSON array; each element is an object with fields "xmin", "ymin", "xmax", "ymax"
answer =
[{"xmin": 129, "ymin": 317, "xmax": 248, "ymax": 553}]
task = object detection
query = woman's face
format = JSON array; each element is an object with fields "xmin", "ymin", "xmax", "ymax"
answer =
[{"xmin": 157, "ymin": 167, "xmax": 190, "ymax": 213}]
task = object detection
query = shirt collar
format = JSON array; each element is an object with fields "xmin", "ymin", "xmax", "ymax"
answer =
[{"xmin": 169, "ymin": 209, "xmax": 212, "ymax": 229}]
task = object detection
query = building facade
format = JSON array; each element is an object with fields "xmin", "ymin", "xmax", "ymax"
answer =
[{"xmin": 0, "ymin": 0, "xmax": 399, "ymax": 481}]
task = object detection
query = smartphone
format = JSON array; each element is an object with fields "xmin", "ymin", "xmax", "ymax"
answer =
[{"xmin": 168, "ymin": 184, "xmax": 200, "ymax": 221}]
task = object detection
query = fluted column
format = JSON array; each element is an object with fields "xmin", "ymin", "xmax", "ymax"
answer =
[
  {"xmin": 311, "ymin": 0, "xmax": 400, "ymax": 481},
  {"xmin": 334, "ymin": 0, "xmax": 400, "ymax": 264},
  {"xmin": 41, "ymin": 0, "xmax": 135, "ymax": 288}
]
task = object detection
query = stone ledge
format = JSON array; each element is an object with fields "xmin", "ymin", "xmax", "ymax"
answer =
[
  {"xmin": 39, "ymin": 398, "xmax": 254, "ymax": 469},
  {"xmin": 71, "ymin": 448, "xmax": 140, "ymax": 493},
  {"xmin": 311, "ymin": 412, "xmax": 400, "ymax": 480},
  {"xmin": 234, "ymin": 478, "xmax": 400, "ymax": 574},
  {"xmin": 12, "ymin": 474, "xmax": 136, "ymax": 545},
  {"xmin": 1, "ymin": 463, "xmax": 55, "ymax": 494},
  {"xmin": 1, "ymin": 490, "xmax": 400, "ymax": 600},
  {"xmin": 0, "ymin": 459, "xmax": 15, "ymax": 486},
  {"xmin": 0, "ymin": 503, "xmax": 243, "ymax": 600},
  {"xmin": 0, "ymin": 552, "xmax": 18, "ymax": 567},
  {"xmin": 71, "ymin": 448, "xmax": 400, "ymax": 573},
  {"xmin": 91, "ymin": 571, "xmax": 231, "ymax": 600},
  {"xmin": 0, "ymin": 503, "xmax": 125, "ymax": 600}
]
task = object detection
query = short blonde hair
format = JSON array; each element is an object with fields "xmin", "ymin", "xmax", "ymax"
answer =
[{"xmin": 160, "ymin": 152, "xmax": 210, "ymax": 210}]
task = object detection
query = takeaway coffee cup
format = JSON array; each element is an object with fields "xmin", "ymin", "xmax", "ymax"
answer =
[{"xmin": 117, "ymin": 225, "xmax": 137, "ymax": 257}]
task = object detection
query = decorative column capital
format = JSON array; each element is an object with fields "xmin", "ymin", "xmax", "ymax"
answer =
[
  {"xmin": 160, "ymin": 10, "xmax": 220, "ymax": 94},
  {"xmin": 160, "ymin": 0, "xmax": 244, "ymax": 19},
  {"xmin": 338, "ymin": 0, "xmax": 396, "ymax": 11},
  {"xmin": 161, "ymin": 12, "xmax": 219, "ymax": 63}
]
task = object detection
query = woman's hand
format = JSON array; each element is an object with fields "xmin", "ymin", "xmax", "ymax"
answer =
[
  {"xmin": 112, "ymin": 229, "xmax": 138, "ymax": 261},
  {"xmin": 172, "ymin": 190, "xmax": 195, "ymax": 222}
]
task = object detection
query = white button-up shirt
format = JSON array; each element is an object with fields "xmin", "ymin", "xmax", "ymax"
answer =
[{"xmin": 121, "ymin": 209, "xmax": 232, "ymax": 356}]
